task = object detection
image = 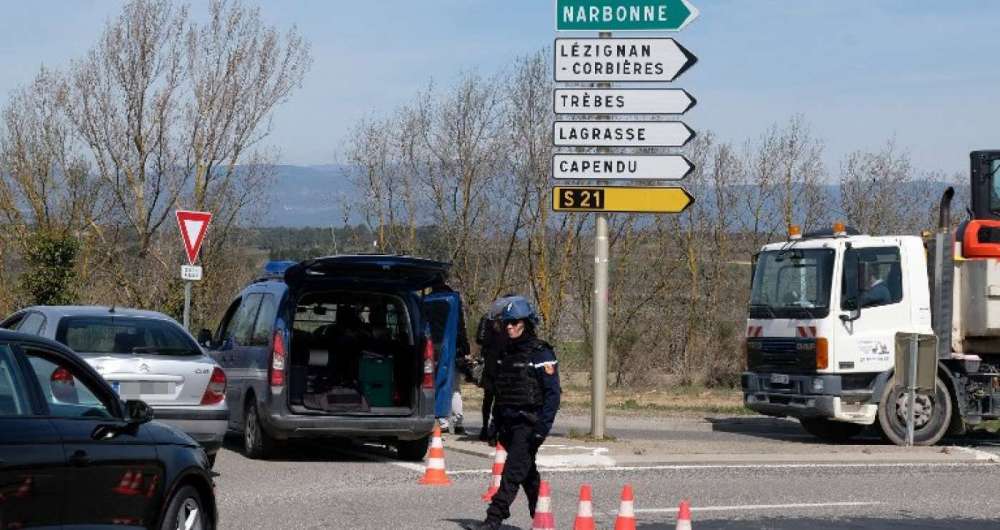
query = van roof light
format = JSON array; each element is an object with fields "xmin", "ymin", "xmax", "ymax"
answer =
[
  {"xmin": 788, "ymin": 225, "xmax": 802, "ymax": 240},
  {"xmin": 833, "ymin": 222, "xmax": 847, "ymax": 237},
  {"xmin": 263, "ymin": 260, "xmax": 297, "ymax": 279}
]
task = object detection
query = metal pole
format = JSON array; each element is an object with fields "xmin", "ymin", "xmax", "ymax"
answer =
[
  {"xmin": 592, "ymin": 214, "xmax": 609, "ymax": 439},
  {"xmin": 591, "ymin": 30, "xmax": 612, "ymax": 440},
  {"xmin": 183, "ymin": 281, "xmax": 192, "ymax": 331},
  {"xmin": 905, "ymin": 334, "xmax": 918, "ymax": 446}
]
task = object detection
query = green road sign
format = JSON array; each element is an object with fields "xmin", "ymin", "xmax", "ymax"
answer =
[{"xmin": 556, "ymin": 0, "xmax": 699, "ymax": 31}]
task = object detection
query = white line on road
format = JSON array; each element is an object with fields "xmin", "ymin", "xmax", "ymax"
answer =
[
  {"xmin": 635, "ymin": 501, "xmax": 883, "ymax": 514},
  {"xmin": 445, "ymin": 460, "xmax": 997, "ymax": 476}
]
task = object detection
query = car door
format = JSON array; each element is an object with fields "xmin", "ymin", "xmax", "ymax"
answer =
[
  {"xmin": 0, "ymin": 343, "xmax": 65, "ymax": 529},
  {"xmin": 423, "ymin": 291, "xmax": 461, "ymax": 419},
  {"xmin": 21, "ymin": 347, "xmax": 162, "ymax": 528},
  {"xmin": 212, "ymin": 293, "xmax": 262, "ymax": 429}
]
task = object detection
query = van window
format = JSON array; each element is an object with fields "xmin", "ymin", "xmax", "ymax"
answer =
[
  {"xmin": 229, "ymin": 293, "xmax": 263, "ymax": 345},
  {"xmin": 252, "ymin": 294, "xmax": 278, "ymax": 345},
  {"xmin": 24, "ymin": 352, "xmax": 114, "ymax": 419}
]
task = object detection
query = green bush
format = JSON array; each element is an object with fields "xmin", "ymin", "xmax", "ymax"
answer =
[{"xmin": 18, "ymin": 231, "xmax": 79, "ymax": 306}]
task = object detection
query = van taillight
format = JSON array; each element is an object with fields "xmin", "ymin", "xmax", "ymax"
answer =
[
  {"xmin": 270, "ymin": 330, "xmax": 286, "ymax": 388},
  {"xmin": 201, "ymin": 367, "xmax": 227, "ymax": 405},
  {"xmin": 421, "ymin": 336, "xmax": 435, "ymax": 389}
]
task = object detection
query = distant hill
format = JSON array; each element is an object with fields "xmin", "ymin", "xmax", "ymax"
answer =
[{"xmin": 261, "ymin": 164, "xmax": 360, "ymax": 227}]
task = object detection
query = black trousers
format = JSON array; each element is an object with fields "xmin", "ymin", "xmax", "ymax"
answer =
[
  {"xmin": 481, "ymin": 387, "xmax": 496, "ymax": 428},
  {"xmin": 485, "ymin": 418, "xmax": 541, "ymax": 523}
]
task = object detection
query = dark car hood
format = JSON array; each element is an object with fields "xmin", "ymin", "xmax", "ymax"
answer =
[{"xmin": 284, "ymin": 255, "xmax": 451, "ymax": 291}]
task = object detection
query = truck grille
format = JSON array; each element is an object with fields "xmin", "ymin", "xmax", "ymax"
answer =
[{"xmin": 746, "ymin": 338, "xmax": 817, "ymax": 373}]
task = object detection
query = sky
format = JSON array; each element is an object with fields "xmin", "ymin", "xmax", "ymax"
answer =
[{"xmin": 1, "ymin": 0, "xmax": 998, "ymax": 176}]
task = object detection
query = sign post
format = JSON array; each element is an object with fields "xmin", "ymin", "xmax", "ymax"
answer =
[
  {"xmin": 175, "ymin": 210, "xmax": 212, "ymax": 330},
  {"xmin": 553, "ymin": 1, "xmax": 698, "ymax": 440}
]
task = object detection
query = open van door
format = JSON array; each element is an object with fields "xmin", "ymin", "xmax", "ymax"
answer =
[{"xmin": 423, "ymin": 291, "xmax": 461, "ymax": 420}]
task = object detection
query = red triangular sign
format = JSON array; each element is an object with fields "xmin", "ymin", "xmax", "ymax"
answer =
[{"xmin": 175, "ymin": 210, "xmax": 213, "ymax": 265}]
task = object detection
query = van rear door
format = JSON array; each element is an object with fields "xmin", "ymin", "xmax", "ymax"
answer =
[{"xmin": 422, "ymin": 291, "xmax": 461, "ymax": 419}]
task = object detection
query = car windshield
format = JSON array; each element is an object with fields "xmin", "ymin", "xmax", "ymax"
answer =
[
  {"xmin": 56, "ymin": 316, "xmax": 201, "ymax": 356},
  {"xmin": 750, "ymin": 247, "xmax": 836, "ymax": 319}
]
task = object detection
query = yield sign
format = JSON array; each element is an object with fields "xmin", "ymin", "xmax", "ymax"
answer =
[{"xmin": 175, "ymin": 210, "xmax": 212, "ymax": 265}]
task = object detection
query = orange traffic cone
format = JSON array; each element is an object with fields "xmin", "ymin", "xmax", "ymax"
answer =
[
  {"xmin": 418, "ymin": 424, "xmax": 451, "ymax": 485},
  {"xmin": 573, "ymin": 484, "xmax": 596, "ymax": 530},
  {"xmin": 614, "ymin": 484, "xmax": 637, "ymax": 530},
  {"xmin": 676, "ymin": 499, "xmax": 692, "ymax": 530},
  {"xmin": 482, "ymin": 442, "xmax": 507, "ymax": 501},
  {"xmin": 531, "ymin": 480, "xmax": 555, "ymax": 530}
]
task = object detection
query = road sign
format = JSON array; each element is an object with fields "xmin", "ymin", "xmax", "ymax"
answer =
[
  {"xmin": 181, "ymin": 265, "xmax": 203, "ymax": 281},
  {"xmin": 554, "ymin": 38, "xmax": 696, "ymax": 82},
  {"xmin": 554, "ymin": 120, "xmax": 694, "ymax": 147},
  {"xmin": 553, "ymin": 154, "xmax": 693, "ymax": 180},
  {"xmin": 556, "ymin": 0, "xmax": 699, "ymax": 32},
  {"xmin": 175, "ymin": 210, "xmax": 212, "ymax": 265},
  {"xmin": 554, "ymin": 88, "xmax": 695, "ymax": 115},
  {"xmin": 552, "ymin": 186, "xmax": 694, "ymax": 213}
]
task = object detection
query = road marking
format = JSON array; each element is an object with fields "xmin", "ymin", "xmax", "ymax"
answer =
[
  {"xmin": 950, "ymin": 447, "xmax": 1000, "ymax": 462},
  {"xmin": 443, "ymin": 460, "xmax": 998, "ymax": 476},
  {"xmin": 635, "ymin": 501, "xmax": 883, "ymax": 514},
  {"xmin": 323, "ymin": 443, "xmax": 426, "ymax": 473}
]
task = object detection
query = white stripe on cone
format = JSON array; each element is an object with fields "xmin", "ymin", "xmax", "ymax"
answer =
[
  {"xmin": 427, "ymin": 458, "xmax": 446, "ymax": 469},
  {"xmin": 619, "ymin": 500, "xmax": 635, "ymax": 517},
  {"xmin": 578, "ymin": 501, "xmax": 593, "ymax": 517}
]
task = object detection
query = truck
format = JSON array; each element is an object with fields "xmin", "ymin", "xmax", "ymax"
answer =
[{"xmin": 741, "ymin": 150, "xmax": 1000, "ymax": 445}]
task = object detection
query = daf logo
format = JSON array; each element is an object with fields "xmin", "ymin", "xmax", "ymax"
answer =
[{"xmin": 138, "ymin": 363, "xmax": 150, "ymax": 374}]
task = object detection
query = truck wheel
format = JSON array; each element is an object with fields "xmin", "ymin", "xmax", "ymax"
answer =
[
  {"xmin": 396, "ymin": 436, "xmax": 430, "ymax": 462},
  {"xmin": 877, "ymin": 375, "xmax": 952, "ymax": 446},
  {"xmin": 243, "ymin": 402, "xmax": 276, "ymax": 459},
  {"xmin": 799, "ymin": 418, "xmax": 864, "ymax": 442}
]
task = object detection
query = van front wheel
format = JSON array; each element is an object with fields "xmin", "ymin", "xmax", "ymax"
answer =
[{"xmin": 877, "ymin": 376, "xmax": 952, "ymax": 446}]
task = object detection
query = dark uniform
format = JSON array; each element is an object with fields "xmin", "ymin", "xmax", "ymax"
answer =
[
  {"xmin": 484, "ymin": 335, "xmax": 560, "ymax": 525},
  {"xmin": 474, "ymin": 314, "xmax": 506, "ymax": 440}
]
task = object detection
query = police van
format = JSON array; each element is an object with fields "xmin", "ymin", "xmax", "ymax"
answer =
[{"xmin": 202, "ymin": 256, "xmax": 462, "ymax": 460}]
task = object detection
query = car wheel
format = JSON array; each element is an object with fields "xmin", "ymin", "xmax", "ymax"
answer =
[
  {"xmin": 799, "ymin": 418, "xmax": 864, "ymax": 442},
  {"xmin": 877, "ymin": 376, "xmax": 952, "ymax": 446},
  {"xmin": 161, "ymin": 485, "xmax": 209, "ymax": 530},
  {"xmin": 396, "ymin": 436, "xmax": 430, "ymax": 462},
  {"xmin": 243, "ymin": 402, "xmax": 275, "ymax": 459}
]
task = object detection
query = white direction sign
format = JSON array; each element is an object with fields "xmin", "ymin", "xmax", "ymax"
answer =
[
  {"xmin": 181, "ymin": 265, "xmax": 203, "ymax": 281},
  {"xmin": 553, "ymin": 121, "xmax": 694, "ymax": 147},
  {"xmin": 554, "ymin": 88, "xmax": 695, "ymax": 115},
  {"xmin": 553, "ymin": 154, "xmax": 693, "ymax": 180},
  {"xmin": 554, "ymin": 38, "xmax": 696, "ymax": 82}
]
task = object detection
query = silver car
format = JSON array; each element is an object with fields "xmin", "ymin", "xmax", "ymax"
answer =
[{"xmin": 1, "ymin": 306, "xmax": 228, "ymax": 465}]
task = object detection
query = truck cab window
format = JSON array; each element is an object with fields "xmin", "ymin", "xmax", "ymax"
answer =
[{"xmin": 842, "ymin": 247, "xmax": 903, "ymax": 309}]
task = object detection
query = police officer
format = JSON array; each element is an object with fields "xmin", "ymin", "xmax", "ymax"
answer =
[{"xmin": 465, "ymin": 296, "xmax": 561, "ymax": 530}]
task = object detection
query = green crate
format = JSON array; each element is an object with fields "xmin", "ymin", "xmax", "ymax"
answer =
[{"xmin": 359, "ymin": 352, "xmax": 394, "ymax": 407}]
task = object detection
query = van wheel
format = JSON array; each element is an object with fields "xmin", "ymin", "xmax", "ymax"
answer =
[
  {"xmin": 243, "ymin": 402, "xmax": 276, "ymax": 459},
  {"xmin": 877, "ymin": 376, "xmax": 952, "ymax": 446},
  {"xmin": 799, "ymin": 418, "xmax": 864, "ymax": 442},
  {"xmin": 396, "ymin": 436, "xmax": 430, "ymax": 461}
]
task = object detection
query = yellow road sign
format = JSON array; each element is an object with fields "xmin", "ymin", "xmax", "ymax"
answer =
[{"xmin": 552, "ymin": 186, "xmax": 694, "ymax": 213}]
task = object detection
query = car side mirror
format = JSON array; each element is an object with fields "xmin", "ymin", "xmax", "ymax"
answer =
[
  {"xmin": 197, "ymin": 328, "xmax": 213, "ymax": 348},
  {"xmin": 125, "ymin": 399, "xmax": 154, "ymax": 425}
]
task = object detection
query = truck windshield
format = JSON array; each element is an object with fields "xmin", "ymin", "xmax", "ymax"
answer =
[{"xmin": 749, "ymin": 248, "xmax": 835, "ymax": 319}]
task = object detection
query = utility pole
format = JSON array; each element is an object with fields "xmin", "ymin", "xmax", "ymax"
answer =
[{"xmin": 591, "ymin": 30, "xmax": 612, "ymax": 440}]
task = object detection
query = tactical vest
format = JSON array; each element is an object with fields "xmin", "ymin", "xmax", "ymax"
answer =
[{"xmin": 494, "ymin": 348, "xmax": 543, "ymax": 408}]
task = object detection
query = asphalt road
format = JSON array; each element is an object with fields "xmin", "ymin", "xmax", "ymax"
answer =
[{"xmin": 211, "ymin": 415, "xmax": 1000, "ymax": 529}]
